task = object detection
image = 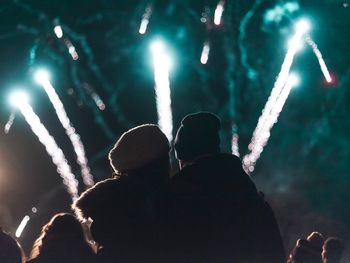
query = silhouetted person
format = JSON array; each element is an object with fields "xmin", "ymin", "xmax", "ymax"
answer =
[
  {"xmin": 171, "ymin": 112, "xmax": 286, "ymax": 263},
  {"xmin": 0, "ymin": 227, "xmax": 24, "ymax": 263},
  {"xmin": 27, "ymin": 213, "xmax": 97, "ymax": 263},
  {"xmin": 322, "ymin": 238, "xmax": 344, "ymax": 263},
  {"xmin": 73, "ymin": 124, "xmax": 171, "ymax": 263},
  {"xmin": 287, "ymin": 232, "xmax": 324, "ymax": 263}
]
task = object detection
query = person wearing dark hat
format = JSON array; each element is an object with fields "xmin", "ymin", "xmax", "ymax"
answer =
[
  {"xmin": 73, "ymin": 124, "xmax": 172, "ymax": 263},
  {"xmin": 170, "ymin": 112, "xmax": 285, "ymax": 263}
]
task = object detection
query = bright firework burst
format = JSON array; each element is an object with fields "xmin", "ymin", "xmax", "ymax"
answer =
[
  {"xmin": 9, "ymin": 91, "xmax": 79, "ymax": 201},
  {"xmin": 34, "ymin": 70, "xmax": 94, "ymax": 187},
  {"xmin": 243, "ymin": 73, "xmax": 300, "ymax": 173},
  {"xmin": 150, "ymin": 40, "xmax": 173, "ymax": 142},
  {"xmin": 246, "ymin": 19, "xmax": 310, "ymax": 156}
]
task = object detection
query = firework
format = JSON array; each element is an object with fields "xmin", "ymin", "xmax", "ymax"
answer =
[
  {"xmin": 150, "ymin": 40, "xmax": 173, "ymax": 141},
  {"xmin": 306, "ymin": 36, "xmax": 332, "ymax": 83},
  {"xmin": 200, "ymin": 41, "xmax": 210, "ymax": 64},
  {"xmin": 214, "ymin": 0, "xmax": 225, "ymax": 26},
  {"xmin": 139, "ymin": 5, "xmax": 152, "ymax": 34},
  {"xmin": 10, "ymin": 91, "xmax": 79, "ymax": 200},
  {"xmin": 35, "ymin": 70, "xmax": 94, "ymax": 187},
  {"xmin": 15, "ymin": 215, "xmax": 30, "ymax": 238},
  {"xmin": 243, "ymin": 74, "xmax": 299, "ymax": 172}
]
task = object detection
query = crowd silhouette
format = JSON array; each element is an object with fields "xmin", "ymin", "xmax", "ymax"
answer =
[{"xmin": 0, "ymin": 112, "xmax": 345, "ymax": 262}]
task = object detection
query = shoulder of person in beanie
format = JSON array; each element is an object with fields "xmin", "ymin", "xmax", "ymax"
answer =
[{"xmin": 73, "ymin": 124, "xmax": 172, "ymax": 262}]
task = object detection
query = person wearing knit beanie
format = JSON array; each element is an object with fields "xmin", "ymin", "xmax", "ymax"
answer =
[
  {"xmin": 73, "ymin": 124, "xmax": 172, "ymax": 263},
  {"xmin": 109, "ymin": 124, "xmax": 170, "ymax": 175}
]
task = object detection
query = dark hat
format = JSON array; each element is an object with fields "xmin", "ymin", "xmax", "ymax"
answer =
[
  {"xmin": 174, "ymin": 112, "xmax": 221, "ymax": 161},
  {"xmin": 109, "ymin": 124, "xmax": 170, "ymax": 173}
]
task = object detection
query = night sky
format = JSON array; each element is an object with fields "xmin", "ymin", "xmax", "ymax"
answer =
[{"xmin": 0, "ymin": 0, "xmax": 349, "ymax": 257}]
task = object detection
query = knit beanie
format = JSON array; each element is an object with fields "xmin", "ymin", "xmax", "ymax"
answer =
[
  {"xmin": 174, "ymin": 112, "xmax": 221, "ymax": 161},
  {"xmin": 109, "ymin": 124, "xmax": 170, "ymax": 173}
]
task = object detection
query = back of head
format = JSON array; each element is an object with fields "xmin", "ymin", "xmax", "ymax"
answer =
[
  {"xmin": 109, "ymin": 124, "xmax": 170, "ymax": 176},
  {"xmin": 322, "ymin": 237, "xmax": 344, "ymax": 263},
  {"xmin": 0, "ymin": 228, "xmax": 24, "ymax": 263},
  {"xmin": 30, "ymin": 213, "xmax": 89, "ymax": 260},
  {"xmin": 174, "ymin": 112, "xmax": 221, "ymax": 162}
]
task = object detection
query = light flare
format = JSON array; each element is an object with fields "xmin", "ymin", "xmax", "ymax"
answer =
[
  {"xmin": 150, "ymin": 40, "xmax": 173, "ymax": 141},
  {"xmin": 34, "ymin": 70, "xmax": 94, "ymax": 187}
]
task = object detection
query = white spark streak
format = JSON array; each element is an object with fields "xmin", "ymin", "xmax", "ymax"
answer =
[
  {"xmin": 306, "ymin": 36, "xmax": 332, "ymax": 83},
  {"xmin": 139, "ymin": 6, "xmax": 152, "ymax": 34},
  {"xmin": 15, "ymin": 215, "xmax": 30, "ymax": 238},
  {"xmin": 17, "ymin": 102, "xmax": 79, "ymax": 200},
  {"xmin": 200, "ymin": 41, "xmax": 210, "ymax": 64},
  {"xmin": 243, "ymin": 74, "xmax": 298, "ymax": 172},
  {"xmin": 36, "ymin": 76, "xmax": 94, "ymax": 187},
  {"xmin": 151, "ymin": 41, "xmax": 173, "ymax": 141},
  {"xmin": 214, "ymin": 0, "xmax": 225, "ymax": 25}
]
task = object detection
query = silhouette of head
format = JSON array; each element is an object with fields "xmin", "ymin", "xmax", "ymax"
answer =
[
  {"xmin": 174, "ymin": 112, "xmax": 221, "ymax": 162},
  {"xmin": 30, "ymin": 213, "xmax": 90, "ymax": 260},
  {"xmin": 322, "ymin": 237, "xmax": 344, "ymax": 263},
  {"xmin": 0, "ymin": 228, "xmax": 24, "ymax": 263},
  {"xmin": 109, "ymin": 124, "xmax": 170, "ymax": 175}
]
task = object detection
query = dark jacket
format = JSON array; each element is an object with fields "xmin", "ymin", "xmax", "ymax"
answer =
[
  {"xmin": 170, "ymin": 153, "xmax": 286, "ymax": 263},
  {"xmin": 75, "ymin": 174, "xmax": 171, "ymax": 263}
]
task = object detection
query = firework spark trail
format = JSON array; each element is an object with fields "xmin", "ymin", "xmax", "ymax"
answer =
[
  {"xmin": 4, "ymin": 112, "xmax": 15, "ymax": 134},
  {"xmin": 248, "ymin": 22, "xmax": 308, "ymax": 152},
  {"xmin": 15, "ymin": 215, "xmax": 30, "ymax": 238},
  {"xmin": 139, "ymin": 4, "xmax": 152, "ymax": 34},
  {"xmin": 306, "ymin": 36, "xmax": 332, "ymax": 83},
  {"xmin": 231, "ymin": 126, "xmax": 240, "ymax": 157},
  {"xmin": 38, "ymin": 76, "xmax": 94, "ymax": 187},
  {"xmin": 214, "ymin": 0, "xmax": 225, "ymax": 25},
  {"xmin": 151, "ymin": 42, "xmax": 173, "ymax": 142},
  {"xmin": 17, "ymin": 102, "xmax": 79, "ymax": 201},
  {"xmin": 243, "ymin": 75, "xmax": 297, "ymax": 172},
  {"xmin": 200, "ymin": 41, "xmax": 210, "ymax": 64}
]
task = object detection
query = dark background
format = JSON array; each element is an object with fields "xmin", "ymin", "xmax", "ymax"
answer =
[{"xmin": 0, "ymin": 0, "xmax": 349, "ymax": 259}]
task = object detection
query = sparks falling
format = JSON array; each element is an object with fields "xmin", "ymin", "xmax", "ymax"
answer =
[
  {"xmin": 35, "ymin": 71, "xmax": 94, "ymax": 187},
  {"xmin": 139, "ymin": 5, "xmax": 152, "ymax": 34},
  {"xmin": 4, "ymin": 111, "xmax": 15, "ymax": 134},
  {"xmin": 248, "ymin": 19, "xmax": 310, "ymax": 152},
  {"xmin": 243, "ymin": 74, "xmax": 299, "ymax": 173},
  {"xmin": 306, "ymin": 36, "xmax": 332, "ymax": 83},
  {"xmin": 15, "ymin": 215, "xmax": 30, "ymax": 238},
  {"xmin": 14, "ymin": 98, "xmax": 79, "ymax": 200},
  {"xmin": 214, "ymin": 0, "xmax": 225, "ymax": 25},
  {"xmin": 151, "ymin": 41, "xmax": 173, "ymax": 141},
  {"xmin": 200, "ymin": 41, "xmax": 210, "ymax": 64}
]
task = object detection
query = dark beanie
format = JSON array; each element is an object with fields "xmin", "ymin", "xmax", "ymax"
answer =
[{"xmin": 174, "ymin": 112, "xmax": 221, "ymax": 161}]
